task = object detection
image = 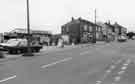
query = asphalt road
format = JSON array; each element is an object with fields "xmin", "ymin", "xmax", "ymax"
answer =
[{"xmin": 0, "ymin": 40, "xmax": 135, "ymax": 84}]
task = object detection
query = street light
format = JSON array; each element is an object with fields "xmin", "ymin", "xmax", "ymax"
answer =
[
  {"xmin": 23, "ymin": 0, "xmax": 34, "ymax": 56},
  {"xmin": 92, "ymin": 9, "xmax": 96, "ymax": 43}
]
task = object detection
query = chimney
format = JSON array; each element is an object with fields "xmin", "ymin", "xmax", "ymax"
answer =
[
  {"xmin": 114, "ymin": 22, "xmax": 118, "ymax": 25},
  {"xmin": 78, "ymin": 17, "xmax": 82, "ymax": 21},
  {"xmin": 108, "ymin": 20, "xmax": 110, "ymax": 25},
  {"xmin": 71, "ymin": 17, "xmax": 74, "ymax": 21}
]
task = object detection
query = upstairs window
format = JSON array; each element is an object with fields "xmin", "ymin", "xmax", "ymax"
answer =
[
  {"xmin": 66, "ymin": 27, "xmax": 69, "ymax": 32},
  {"xmin": 61, "ymin": 27, "xmax": 65, "ymax": 33},
  {"xmin": 89, "ymin": 26, "xmax": 92, "ymax": 32},
  {"xmin": 83, "ymin": 25, "xmax": 88, "ymax": 31}
]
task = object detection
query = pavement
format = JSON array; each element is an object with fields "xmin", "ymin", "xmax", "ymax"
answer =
[{"xmin": 0, "ymin": 40, "xmax": 135, "ymax": 84}]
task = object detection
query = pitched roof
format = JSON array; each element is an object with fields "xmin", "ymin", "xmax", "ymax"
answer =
[{"xmin": 62, "ymin": 17, "xmax": 100, "ymax": 27}]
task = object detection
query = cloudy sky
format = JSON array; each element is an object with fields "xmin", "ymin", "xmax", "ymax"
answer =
[{"xmin": 0, "ymin": 0, "xmax": 135, "ymax": 34}]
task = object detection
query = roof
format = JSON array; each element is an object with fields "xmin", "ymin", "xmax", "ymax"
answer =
[
  {"xmin": 113, "ymin": 22, "xmax": 125, "ymax": 28},
  {"xmin": 10, "ymin": 28, "xmax": 52, "ymax": 35},
  {"xmin": 62, "ymin": 17, "xmax": 100, "ymax": 27},
  {"xmin": 104, "ymin": 23, "xmax": 115, "ymax": 28}
]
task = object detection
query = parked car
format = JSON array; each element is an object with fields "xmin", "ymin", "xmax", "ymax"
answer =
[
  {"xmin": 117, "ymin": 35, "xmax": 127, "ymax": 42},
  {"xmin": 132, "ymin": 36, "xmax": 135, "ymax": 40},
  {"xmin": 0, "ymin": 39, "xmax": 43, "ymax": 54},
  {"xmin": 0, "ymin": 39, "xmax": 17, "ymax": 51}
]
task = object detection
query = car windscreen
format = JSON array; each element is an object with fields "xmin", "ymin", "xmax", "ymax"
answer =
[{"xmin": 6, "ymin": 39, "xmax": 19, "ymax": 46}]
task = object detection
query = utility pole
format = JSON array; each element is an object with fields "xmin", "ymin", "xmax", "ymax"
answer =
[
  {"xmin": 92, "ymin": 9, "xmax": 96, "ymax": 43},
  {"xmin": 23, "ymin": 0, "xmax": 34, "ymax": 56}
]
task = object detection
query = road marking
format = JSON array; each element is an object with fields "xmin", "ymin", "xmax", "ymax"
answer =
[
  {"xmin": 112, "ymin": 59, "xmax": 131, "ymax": 84},
  {"xmin": 0, "ymin": 75, "xmax": 16, "ymax": 83},
  {"xmin": 96, "ymin": 67, "xmax": 113, "ymax": 84},
  {"xmin": 96, "ymin": 80, "xmax": 102, "ymax": 84},
  {"xmin": 121, "ymin": 66, "xmax": 127, "ymax": 70},
  {"xmin": 123, "ymin": 63, "xmax": 128, "ymax": 66},
  {"xmin": 114, "ymin": 76, "xmax": 121, "ymax": 82},
  {"xmin": 110, "ymin": 65, "xmax": 116, "ymax": 70},
  {"xmin": 95, "ymin": 58, "xmax": 122, "ymax": 84},
  {"xmin": 118, "ymin": 70, "xmax": 125, "ymax": 75},
  {"xmin": 41, "ymin": 57, "xmax": 72, "ymax": 68},
  {"xmin": 106, "ymin": 70, "xmax": 111, "ymax": 73},
  {"xmin": 80, "ymin": 51, "xmax": 89, "ymax": 55}
]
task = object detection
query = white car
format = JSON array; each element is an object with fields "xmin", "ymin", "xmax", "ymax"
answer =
[
  {"xmin": 0, "ymin": 39, "xmax": 42, "ymax": 54},
  {"xmin": 117, "ymin": 35, "xmax": 127, "ymax": 42},
  {"xmin": 132, "ymin": 36, "xmax": 135, "ymax": 40}
]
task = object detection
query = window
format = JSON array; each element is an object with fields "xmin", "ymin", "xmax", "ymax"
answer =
[
  {"xmin": 62, "ymin": 27, "xmax": 64, "ymax": 32},
  {"xmin": 98, "ymin": 27, "xmax": 102, "ymax": 32},
  {"xmin": 96, "ymin": 27, "xmax": 101, "ymax": 32},
  {"xmin": 66, "ymin": 27, "xmax": 69, "ymax": 32},
  {"xmin": 89, "ymin": 26, "xmax": 92, "ymax": 32},
  {"xmin": 96, "ymin": 27, "xmax": 98, "ymax": 31},
  {"xmin": 83, "ymin": 25, "xmax": 88, "ymax": 31}
]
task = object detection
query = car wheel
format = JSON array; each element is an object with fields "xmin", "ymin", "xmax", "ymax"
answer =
[
  {"xmin": 16, "ymin": 50, "xmax": 21, "ymax": 54},
  {"xmin": 35, "ymin": 49, "xmax": 39, "ymax": 52},
  {"xmin": 8, "ymin": 50, "xmax": 13, "ymax": 54}
]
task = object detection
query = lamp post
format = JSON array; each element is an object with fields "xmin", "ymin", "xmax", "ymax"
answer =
[
  {"xmin": 23, "ymin": 0, "xmax": 34, "ymax": 56},
  {"xmin": 92, "ymin": 9, "xmax": 96, "ymax": 43}
]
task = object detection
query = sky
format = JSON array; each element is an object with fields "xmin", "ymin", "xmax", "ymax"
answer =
[{"xmin": 0, "ymin": 0, "xmax": 135, "ymax": 34}]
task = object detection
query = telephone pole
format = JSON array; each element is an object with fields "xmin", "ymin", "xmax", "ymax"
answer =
[
  {"xmin": 23, "ymin": 0, "xmax": 34, "ymax": 56},
  {"xmin": 92, "ymin": 9, "xmax": 96, "ymax": 43}
]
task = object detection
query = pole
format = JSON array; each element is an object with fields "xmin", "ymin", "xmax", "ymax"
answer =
[
  {"xmin": 23, "ymin": 0, "xmax": 34, "ymax": 56},
  {"xmin": 92, "ymin": 9, "xmax": 96, "ymax": 43}
]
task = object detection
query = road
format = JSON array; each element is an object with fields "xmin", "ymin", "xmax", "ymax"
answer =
[{"xmin": 0, "ymin": 40, "xmax": 135, "ymax": 84}]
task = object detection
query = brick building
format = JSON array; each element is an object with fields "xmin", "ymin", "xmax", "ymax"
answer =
[
  {"xmin": 114, "ymin": 22, "xmax": 127, "ymax": 35},
  {"xmin": 104, "ymin": 22, "xmax": 115, "ymax": 41},
  {"xmin": 97, "ymin": 22, "xmax": 115, "ymax": 41},
  {"xmin": 113, "ymin": 22, "xmax": 127, "ymax": 40},
  {"xmin": 61, "ymin": 17, "xmax": 102, "ymax": 44},
  {"xmin": 0, "ymin": 33, "xmax": 4, "ymax": 43}
]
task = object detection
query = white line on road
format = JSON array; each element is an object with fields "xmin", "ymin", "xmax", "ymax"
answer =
[
  {"xmin": 80, "ymin": 51, "xmax": 89, "ymax": 55},
  {"xmin": 110, "ymin": 65, "xmax": 116, "ymax": 70},
  {"xmin": 114, "ymin": 76, "xmax": 121, "ymax": 82},
  {"xmin": 41, "ymin": 57, "xmax": 72, "ymax": 68},
  {"xmin": 0, "ymin": 75, "xmax": 16, "ymax": 83},
  {"xmin": 106, "ymin": 70, "xmax": 111, "ymax": 73},
  {"xmin": 121, "ymin": 66, "xmax": 127, "ymax": 70},
  {"xmin": 118, "ymin": 70, "xmax": 125, "ymax": 75},
  {"xmin": 95, "ymin": 57, "xmax": 124, "ymax": 84},
  {"xmin": 123, "ymin": 63, "xmax": 128, "ymax": 66},
  {"xmin": 96, "ymin": 80, "xmax": 102, "ymax": 84}
]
